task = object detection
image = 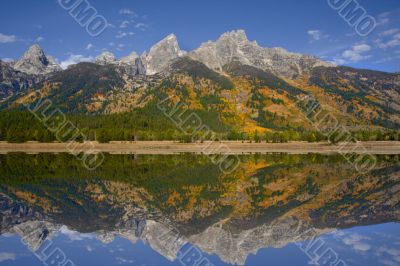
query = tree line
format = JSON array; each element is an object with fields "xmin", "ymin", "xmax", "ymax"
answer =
[{"xmin": 0, "ymin": 110, "xmax": 398, "ymax": 143}]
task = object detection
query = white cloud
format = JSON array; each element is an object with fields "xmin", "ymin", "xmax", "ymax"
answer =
[
  {"xmin": 35, "ymin": 36, "xmax": 44, "ymax": 42},
  {"xmin": 120, "ymin": 20, "xmax": 130, "ymax": 29},
  {"xmin": 377, "ymin": 12, "xmax": 391, "ymax": 26},
  {"xmin": 119, "ymin": 8, "xmax": 136, "ymax": 17},
  {"xmin": 374, "ymin": 56, "xmax": 400, "ymax": 64},
  {"xmin": 386, "ymin": 39, "xmax": 400, "ymax": 48},
  {"xmin": 380, "ymin": 259, "xmax": 399, "ymax": 266},
  {"xmin": 0, "ymin": 252, "xmax": 16, "ymax": 262},
  {"xmin": 342, "ymin": 50, "xmax": 365, "ymax": 62},
  {"xmin": 116, "ymin": 31, "xmax": 135, "ymax": 38},
  {"xmin": 377, "ymin": 32, "xmax": 400, "ymax": 49},
  {"xmin": 307, "ymin": 30, "xmax": 329, "ymax": 41},
  {"xmin": 60, "ymin": 54, "xmax": 94, "ymax": 69},
  {"xmin": 116, "ymin": 44, "xmax": 125, "ymax": 51},
  {"xmin": 116, "ymin": 32, "xmax": 128, "ymax": 38},
  {"xmin": 353, "ymin": 44, "xmax": 371, "ymax": 53},
  {"xmin": 86, "ymin": 43, "xmax": 94, "ymax": 50},
  {"xmin": 337, "ymin": 44, "xmax": 372, "ymax": 63},
  {"xmin": 134, "ymin": 23, "xmax": 149, "ymax": 31},
  {"xmin": 379, "ymin": 28, "xmax": 399, "ymax": 37},
  {"xmin": 0, "ymin": 33, "xmax": 17, "ymax": 43}
]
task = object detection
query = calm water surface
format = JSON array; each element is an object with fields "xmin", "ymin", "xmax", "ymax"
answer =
[{"xmin": 0, "ymin": 153, "xmax": 399, "ymax": 266}]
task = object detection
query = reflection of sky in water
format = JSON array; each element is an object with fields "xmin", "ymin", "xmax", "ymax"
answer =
[{"xmin": 1, "ymin": 223, "xmax": 399, "ymax": 266}]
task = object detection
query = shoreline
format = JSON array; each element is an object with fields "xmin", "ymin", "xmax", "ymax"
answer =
[{"xmin": 0, "ymin": 141, "xmax": 399, "ymax": 155}]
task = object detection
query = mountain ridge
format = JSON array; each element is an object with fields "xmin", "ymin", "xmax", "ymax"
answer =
[
  {"xmin": 0, "ymin": 30, "xmax": 399, "ymax": 140},
  {"xmin": 3, "ymin": 30, "xmax": 338, "ymax": 77}
]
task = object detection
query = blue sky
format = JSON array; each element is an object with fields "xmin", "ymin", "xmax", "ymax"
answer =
[{"xmin": 0, "ymin": 0, "xmax": 400, "ymax": 72}]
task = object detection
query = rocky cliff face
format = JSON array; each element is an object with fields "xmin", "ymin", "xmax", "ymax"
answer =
[
  {"xmin": 189, "ymin": 30, "xmax": 333, "ymax": 79},
  {"xmin": 95, "ymin": 51, "xmax": 146, "ymax": 76},
  {"xmin": 87, "ymin": 30, "xmax": 333, "ymax": 78},
  {"xmin": 141, "ymin": 34, "xmax": 186, "ymax": 75},
  {"xmin": 0, "ymin": 60, "xmax": 44, "ymax": 102},
  {"xmin": 120, "ymin": 51, "xmax": 146, "ymax": 76},
  {"xmin": 95, "ymin": 51, "xmax": 117, "ymax": 65},
  {"xmin": 0, "ymin": 45, "xmax": 61, "ymax": 101},
  {"xmin": 13, "ymin": 44, "xmax": 61, "ymax": 75},
  {"xmin": 7, "ymin": 31, "xmax": 333, "ymax": 79}
]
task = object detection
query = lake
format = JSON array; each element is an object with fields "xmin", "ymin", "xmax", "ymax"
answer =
[{"xmin": 0, "ymin": 153, "xmax": 399, "ymax": 266}]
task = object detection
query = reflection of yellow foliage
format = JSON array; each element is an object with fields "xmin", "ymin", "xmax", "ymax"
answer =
[
  {"xmin": 13, "ymin": 190, "xmax": 59, "ymax": 213},
  {"xmin": 166, "ymin": 190, "xmax": 183, "ymax": 207}
]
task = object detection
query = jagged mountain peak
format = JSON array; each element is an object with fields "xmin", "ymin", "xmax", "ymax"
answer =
[
  {"xmin": 164, "ymin": 33, "xmax": 178, "ymax": 41},
  {"xmin": 13, "ymin": 44, "xmax": 61, "ymax": 75},
  {"xmin": 219, "ymin": 29, "xmax": 249, "ymax": 44},
  {"xmin": 26, "ymin": 44, "xmax": 45, "ymax": 55},
  {"xmin": 92, "ymin": 50, "xmax": 145, "ymax": 76},
  {"xmin": 147, "ymin": 34, "xmax": 180, "ymax": 54},
  {"xmin": 120, "ymin": 51, "xmax": 139, "ymax": 65},
  {"xmin": 8, "ymin": 30, "xmax": 335, "ymax": 79},
  {"xmin": 188, "ymin": 29, "xmax": 334, "ymax": 79},
  {"xmin": 95, "ymin": 51, "xmax": 117, "ymax": 65},
  {"xmin": 142, "ymin": 33, "xmax": 185, "ymax": 75}
]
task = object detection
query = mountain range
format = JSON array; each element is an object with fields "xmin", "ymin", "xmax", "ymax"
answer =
[{"xmin": 1, "ymin": 30, "xmax": 399, "ymax": 140}]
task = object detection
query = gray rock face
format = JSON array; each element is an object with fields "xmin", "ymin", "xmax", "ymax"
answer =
[
  {"xmin": 91, "ymin": 31, "xmax": 332, "ymax": 78},
  {"xmin": 13, "ymin": 44, "xmax": 62, "ymax": 75},
  {"xmin": 0, "ymin": 197, "xmax": 330, "ymax": 266},
  {"xmin": 189, "ymin": 30, "xmax": 334, "ymax": 79},
  {"xmin": 119, "ymin": 51, "xmax": 146, "ymax": 76},
  {"xmin": 0, "ymin": 60, "xmax": 44, "ymax": 101},
  {"xmin": 95, "ymin": 51, "xmax": 117, "ymax": 65},
  {"xmin": 5, "ymin": 31, "xmax": 334, "ymax": 80},
  {"xmin": 95, "ymin": 51, "xmax": 146, "ymax": 76},
  {"xmin": 141, "ymin": 34, "xmax": 186, "ymax": 75},
  {"xmin": 120, "ymin": 51, "xmax": 139, "ymax": 65},
  {"xmin": 93, "ymin": 35, "xmax": 183, "ymax": 75},
  {"xmin": 134, "ymin": 58, "xmax": 146, "ymax": 75},
  {"xmin": 188, "ymin": 217, "xmax": 333, "ymax": 266}
]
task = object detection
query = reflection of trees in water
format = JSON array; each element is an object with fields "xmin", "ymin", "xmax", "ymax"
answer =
[
  {"xmin": 0, "ymin": 153, "xmax": 399, "ymax": 265},
  {"xmin": 0, "ymin": 153, "xmax": 399, "ymax": 227}
]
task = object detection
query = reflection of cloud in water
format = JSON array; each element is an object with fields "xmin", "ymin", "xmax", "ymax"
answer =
[
  {"xmin": 0, "ymin": 252, "xmax": 16, "ymax": 262},
  {"xmin": 59, "ymin": 226, "xmax": 96, "ymax": 241},
  {"xmin": 376, "ymin": 246, "xmax": 400, "ymax": 265},
  {"xmin": 116, "ymin": 256, "xmax": 135, "ymax": 264},
  {"xmin": 86, "ymin": 244, "xmax": 95, "ymax": 252},
  {"xmin": 333, "ymin": 229, "xmax": 400, "ymax": 266},
  {"xmin": 341, "ymin": 233, "xmax": 371, "ymax": 251}
]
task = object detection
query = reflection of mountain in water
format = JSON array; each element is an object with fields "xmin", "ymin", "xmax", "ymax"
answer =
[{"xmin": 0, "ymin": 154, "xmax": 399, "ymax": 265}]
